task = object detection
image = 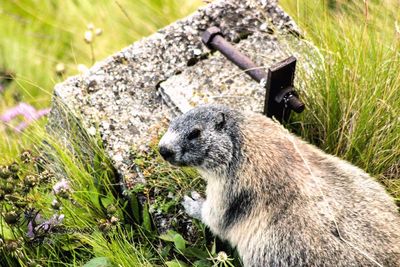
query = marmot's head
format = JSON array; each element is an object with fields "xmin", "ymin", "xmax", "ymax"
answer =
[{"xmin": 158, "ymin": 105, "xmax": 243, "ymax": 174}]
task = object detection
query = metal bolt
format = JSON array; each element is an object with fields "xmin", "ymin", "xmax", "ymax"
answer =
[{"xmin": 284, "ymin": 93, "xmax": 305, "ymax": 113}]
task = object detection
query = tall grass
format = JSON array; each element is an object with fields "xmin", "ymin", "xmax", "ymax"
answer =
[{"xmin": 280, "ymin": 0, "xmax": 400, "ymax": 196}]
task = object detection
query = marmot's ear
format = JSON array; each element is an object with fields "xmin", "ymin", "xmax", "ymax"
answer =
[{"xmin": 215, "ymin": 112, "xmax": 226, "ymax": 130}]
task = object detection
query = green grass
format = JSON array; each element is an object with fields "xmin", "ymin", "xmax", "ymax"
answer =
[
  {"xmin": 0, "ymin": 0, "xmax": 203, "ymax": 160},
  {"xmin": 1, "ymin": 0, "xmax": 400, "ymax": 266}
]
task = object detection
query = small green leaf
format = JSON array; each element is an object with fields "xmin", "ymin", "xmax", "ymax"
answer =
[
  {"xmin": 183, "ymin": 247, "xmax": 209, "ymax": 259},
  {"xmin": 193, "ymin": 259, "xmax": 212, "ymax": 267},
  {"xmin": 142, "ymin": 202, "xmax": 152, "ymax": 231},
  {"xmin": 159, "ymin": 230, "xmax": 178, "ymax": 242},
  {"xmin": 134, "ymin": 158, "xmax": 145, "ymax": 166},
  {"xmin": 83, "ymin": 257, "xmax": 114, "ymax": 267},
  {"xmin": 132, "ymin": 183, "xmax": 145, "ymax": 193},
  {"xmin": 173, "ymin": 233, "xmax": 186, "ymax": 251},
  {"xmin": 61, "ymin": 240, "xmax": 84, "ymax": 251},
  {"xmin": 160, "ymin": 244, "xmax": 172, "ymax": 258},
  {"xmin": 211, "ymin": 239, "xmax": 217, "ymax": 255},
  {"xmin": 165, "ymin": 260, "xmax": 188, "ymax": 267},
  {"xmin": 99, "ymin": 194, "xmax": 115, "ymax": 212},
  {"xmin": 129, "ymin": 193, "xmax": 141, "ymax": 223}
]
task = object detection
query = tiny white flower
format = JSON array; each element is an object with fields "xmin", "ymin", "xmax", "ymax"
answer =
[
  {"xmin": 95, "ymin": 28, "xmax": 103, "ymax": 36},
  {"xmin": 110, "ymin": 216, "xmax": 119, "ymax": 224},
  {"xmin": 87, "ymin": 126, "xmax": 96, "ymax": 136},
  {"xmin": 87, "ymin": 23, "xmax": 95, "ymax": 30},
  {"xmin": 55, "ymin": 63, "xmax": 65, "ymax": 75},
  {"xmin": 77, "ymin": 64, "xmax": 89, "ymax": 73},
  {"xmin": 216, "ymin": 251, "xmax": 228, "ymax": 262},
  {"xmin": 58, "ymin": 214, "xmax": 65, "ymax": 221},
  {"xmin": 84, "ymin": 30, "xmax": 94, "ymax": 43},
  {"xmin": 51, "ymin": 199, "xmax": 60, "ymax": 209}
]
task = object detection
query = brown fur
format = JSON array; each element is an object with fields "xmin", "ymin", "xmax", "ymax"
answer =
[{"xmin": 225, "ymin": 113, "xmax": 400, "ymax": 266}]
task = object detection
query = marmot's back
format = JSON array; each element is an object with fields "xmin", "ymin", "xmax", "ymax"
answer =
[{"xmin": 239, "ymin": 113, "xmax": 400, "ymax": 266}]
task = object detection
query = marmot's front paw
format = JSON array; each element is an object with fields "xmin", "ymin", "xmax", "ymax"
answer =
[{"xmin": 182, "ymin": 191, "xmax": 204, "ymax": 220}]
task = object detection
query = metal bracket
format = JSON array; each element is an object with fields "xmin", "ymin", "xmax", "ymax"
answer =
[
  {"xmin": 265, "ymin": 56, "xmax": 304, "ymax": 121},
  {"xmin": 201, "ymin": 26, "xmax": 305, "ymax": 123}
]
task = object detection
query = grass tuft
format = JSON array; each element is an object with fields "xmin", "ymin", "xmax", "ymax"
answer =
[{"xmin": 281, "ymin": 0, "xmax": 400, "ymax": 196}]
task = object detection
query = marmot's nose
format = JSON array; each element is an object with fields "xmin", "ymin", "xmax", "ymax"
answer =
[{"xmin": 159, "ymin": 146, "xmax": 175, "ymax": 161}]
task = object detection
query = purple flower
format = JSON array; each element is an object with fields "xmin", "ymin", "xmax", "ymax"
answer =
[
  {"xmin": 52, "ymin": 178, "xmax": 71, "ymax": 195},
  {"xmin": 27, "ymin": 213, "xmax": 65, "ymax": 239},
  {"xmin": 0, "ymin": 84, "xmax": 4, "ymax": 93},
  {"xmin": 0, "ymin": 102, "xmax": 51, "ymax": 132}
]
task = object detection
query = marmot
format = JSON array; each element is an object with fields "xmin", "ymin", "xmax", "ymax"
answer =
[{"xmin": 158, "ymin": 104, "xmax": 400, "ymax": 267}]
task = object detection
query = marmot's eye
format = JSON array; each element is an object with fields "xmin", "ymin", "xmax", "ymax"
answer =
[{"xmin": 187, "ymin": 128, "xmax": 201, "ymax": 140}]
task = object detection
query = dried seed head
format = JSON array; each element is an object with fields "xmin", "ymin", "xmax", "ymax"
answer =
[
  {"xmin": 95, "ymin": 28, "xmax": 103, "ymax": 36},
  {"xmin": 39, "ymin": 170, "xmax": 54, "ymax": 183},
  {"xmin": 6, "ymin": 178, "xmax": 17, "ymax": 187},
  {"xmin": 27, "ymin": 259, "xmax": 43, "ymax": 267},
  {"xmin": 3, "ymin": 182, "xmax": 14, "ymax": 194},
  {"xmin": 98, "ymin": 220, "xmax": 111, "ymax": 233},
  {"xmin": 8, "ymin": 162, "xmax": 20, "ymax": 174},
  {"xmin": 24, "ymin": 175, "xmax": 37, "ymax": 188},
  {"xmin": 110, "ymin": 216, "xmax": 119, "ymax": 225},
  {"xmin": 51, "ymin": 199, "xmax": 61, "ymax": 210},
  {"xmin": 4, "ymin": 211, "xmax": 20, "ymax": 225},
  {"xmin": 87, "ymin": 23, "xmax": 95, "ymax": 30},
  {"xmin": 21, "ymin": 150, "xmax": 32, "ymax": 163},
  {"xmin": 55, "ymin": 63, "xmax": 66, "ymax": 75},
  {"xmin": 5, "ymin": 240, "xmax": 19, "ymax": 252},
  {"xmin": 106, "ymin": 204, "xmax": 117, "ymax": 215},
  {"xmin": 84, "ymin": 31, "xmax": 94, "ymax": 44},
  {"xmin": 0, "ymin": 166, "xmax": 11, "ymax": 179}
]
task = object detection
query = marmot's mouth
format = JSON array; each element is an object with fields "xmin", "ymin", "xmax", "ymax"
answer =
[
  {"xmin": 168, "ymin": 160, "xmax": 189, "ymax": 167},
  {"xmin": 162, "ymin": 156, "xmax": 189, "ymax": 167}
]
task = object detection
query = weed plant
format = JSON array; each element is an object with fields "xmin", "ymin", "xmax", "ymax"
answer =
[{"xmin": 1, "ymin": 119, "xmax": 236, "ymax": 266}]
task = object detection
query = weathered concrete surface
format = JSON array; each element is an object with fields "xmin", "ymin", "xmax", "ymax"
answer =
[
  {"xmin": 48, "ymin": 0, "xmax": 313, "ymax": 190},
  {"xmin": 159, "ymin": 33, "xmax": 310, "ymax": 114}
]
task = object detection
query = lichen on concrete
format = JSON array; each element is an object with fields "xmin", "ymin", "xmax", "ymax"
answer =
[{"xmin": 48, "ymin": 0, "xmax": 311, "ymax": 190}]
